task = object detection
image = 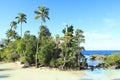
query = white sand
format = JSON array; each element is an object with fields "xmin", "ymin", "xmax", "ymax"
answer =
[
  {"xmin": 1, "ymin": 62, "xmax": 120, "ymax": 80},
  {"xmin": 0, "ymin": 63, "xmax": 85, "ymax": 80}
]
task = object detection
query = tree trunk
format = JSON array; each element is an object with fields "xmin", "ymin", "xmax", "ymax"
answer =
[
  {"xmin": 21, "ymin": 22, "xmax": 22, "ymax": 38},
  {"xmin": 61, "ymin": 57, "xmax": 66, "ymax": 70},
  {"xmin": 36, "ymin": 33, "xmax": 39, "ymax": 68}
]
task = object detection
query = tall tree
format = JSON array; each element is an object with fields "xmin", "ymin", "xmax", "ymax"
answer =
[
  {"xmin": 34, "ymin": 6, "xmax": 50, "ymax": 24},
  {"xmin": 6, "ymin": 29, "xmax": 17, "ymax": 41},
  {"xmin": 34, "ymin": 5, "xmax": 50, "ymax": 67},
  {"xmin": 58, "ymin": 25, "xmax": 86, "ymax": 69},
  {"xmin": 10, "ymin": 21, "xmax": 17, "ymax": 29},
  {"xmin": 16, "ymin": 13, "xmax": 27, "ymax": 38},
  {"xmin": 9, "ymin": 21, "xmax": 18, "ymax": 41}
]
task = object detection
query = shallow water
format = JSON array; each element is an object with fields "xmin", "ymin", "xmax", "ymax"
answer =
[
  {"xmin": 80, "ymin": 69, "xmax": 120, "ymax": 80},
  {"xmin": 85, "ymin": 55, "xmax": 103, "ymax": 66},
  {"xmin": 81, "ymin": 55, "xmax": 120, "ymax": 80}
]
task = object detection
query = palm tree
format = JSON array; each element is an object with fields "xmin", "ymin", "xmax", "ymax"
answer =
[
  {"xmin": 16, "ymin": 13, "xmax": 27, "ymax": 38},
  {"xmin": 9, "ymin": 21, "xmax": 17, "ymax": 41},
  {"xmin": 34, "ymin": 5, "xmax": 50, "ymax": 67},
  {"xmin": 10, "ymin": 21, "xmax": 17, "ymax": 29},
  {"xmin": 34, "ymin": 6, "xmax": 50, "ymax": 24},
  {"xmin": 6, "ymin": 29, "xmax": 17, "ymax": 41}
]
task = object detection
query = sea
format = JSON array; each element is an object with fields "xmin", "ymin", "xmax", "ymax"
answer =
[
  {"xmin": 81, "ymin": 50, "xmax": 120, "ymax": 55},
  {"xmin": 81, "ymin": 50, "xmax": 120, "ymax": 66},
  {"xmin": 79, "ymin": 50, "xmax": 120, "ymax": 80}
]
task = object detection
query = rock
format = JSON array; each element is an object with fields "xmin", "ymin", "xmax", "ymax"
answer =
[
  {"xmin": 22, "ymin": 62, "xmax": 30, "ymax": 68},
  {"xmin": 15, "ymin": 61, "xmax": 29, "ymax": 68}
]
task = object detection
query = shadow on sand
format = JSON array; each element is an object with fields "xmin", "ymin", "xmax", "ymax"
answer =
[
  {"xmin": 0, "ymin": 74, "xmax": 10, "ymax": 79},
  {"xmin": 0, "ymin": 68, "xmax": 13, "ymax": 71},
  {"xmin": 0, "ymin": 68, "xmax": 12, "ymax": 79}
]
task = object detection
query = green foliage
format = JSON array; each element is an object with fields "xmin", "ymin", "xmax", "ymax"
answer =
[
  {"xmin": 34, "ymin": 6, "xmax": 50, "ymax": 23},
  {"xmin": 22, "ymin": 31, "xmax": 37, "ymax": 64},
  {"xmin": 16, "ymin": 12, "xmax": 27, "ymax": 37},
  {"xmin": 10, "ymin": 21, "xmax": 17, "ymax": 29},
  {"xmin": 34, "ymin": 5, "xmax": 50, "ymax": 67},
  {"xmin": 50, "ymin": 58, "xmax": 56, "ymax": 67},
  {"xmin": 104, "ymin": 52, "xmax": 120, "ymax": 67},
  {"xmin": 16, "ymin": 13, "xmax": 27, "ymax": 24},
  {"xmin": 20, "ymin": 56, "xmax": 26, "ymax": 63},
  {"xmin": 38, "ymin": 39, "xmax": 55, "ymax": 66},
  {"xmin": 50, "ymin": 58, "xmax": 64, "ymax": 68},
  {"xmin": 58, "ymin": 25, "xmax": 86, "ymax": 69}
]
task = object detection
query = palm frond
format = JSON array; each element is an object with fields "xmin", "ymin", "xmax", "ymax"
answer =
[
  {"xmin": 15, "ymin": 16, "xmax": 19, "ymax": 19},
  {"xmin": 46, "ymin": 16, "xmax": 50, "ymax": 20},
  {"xmin": 23, "ymin": 20, "xmax": 27, "ymax": 23},
  {"xmin": 35, "ymin": 16, "xmax": 40, "ymax": 20},
  {"xmin": 34, "ymin": 11, "xmax": 41, "ymax": 14}
]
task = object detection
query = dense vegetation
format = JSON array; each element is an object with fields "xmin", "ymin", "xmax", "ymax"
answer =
[
  {"xmin": 89, "ymin": 53, "xmax": 120, "ymax": 69},
  {"xmin": 104, "ymin": 52, "xmax": 120, "ymax": 68},
  {"xmin": 0, "ymin": 5, "xmax": 87, "ymax": 70}
]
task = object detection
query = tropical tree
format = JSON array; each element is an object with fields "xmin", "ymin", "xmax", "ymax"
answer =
[
  {"xmin": 15, "ymin": 13, "xmax": 27, "ymax": 62},
  {"xmin": 34, "ymin": 6, "xmax": 50, "ymax": 24},
  {"xmin": 10, "ymin": 21, "xmax": 17, "ymax": 29},
  {"xmin": 37, "ymin": 25, "xmax": 53, "ymax": 66},
  {"xmin": 16, "ymin": 13, "xmax": 27, "ymax": 38},
  {"xmin": 105, "ymin": 52, "xmax": 120, "ymax": 68},
  {"xmin": 34, "ymin": 5, "xmax": 50, "ymax": 67},
  {"xmin": 57, "ymin": 25, "xmax": 86, "ymax": 70},
  {"xmin": 19, "ymin": 31, "xmax": 37, "ymax": 64},
  {"xmin": 74, "ymin": 29, "xmax": 85, "ymax": 67}
]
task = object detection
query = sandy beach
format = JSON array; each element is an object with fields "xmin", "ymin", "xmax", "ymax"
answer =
[
  {"xmin": 0, "ymin": 62, "xmax": 85, "ymax": 80},
  {"xmin": 1, "ymin": 62, "xmax": 120, "ymax": 80}
]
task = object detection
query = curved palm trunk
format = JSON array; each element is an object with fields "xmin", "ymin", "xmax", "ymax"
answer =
[
  {"xmin": 20, "ymin": 22, "xmax": 22, "ymax": 57},
  {"xmin": 35, "ymin": 22, "xmax": 42, "ymax": 68}
]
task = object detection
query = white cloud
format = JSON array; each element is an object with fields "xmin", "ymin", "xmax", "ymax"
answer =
[
  {"xmin": 84, "ymin": 39, "xmax": 120, "ymax": 50},
  {"xmin": 103, "ymin": 18, "xmax": 120, "ymax": 27},
  {"xmin": 84, "ymin": 32, "xmax": 120, "ymax": 50},
  {"xmin": 85, "ymin": 32, "xmax": 111, "ymax": 39}
]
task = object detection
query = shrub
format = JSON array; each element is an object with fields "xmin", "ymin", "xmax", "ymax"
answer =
[
  {"xmin": 20, "ymin": 56, "xmax": 26, "ymax": 64},
  {"xmin": 104, "ymin": 52, "xmax": 120, "ymax": 67}
]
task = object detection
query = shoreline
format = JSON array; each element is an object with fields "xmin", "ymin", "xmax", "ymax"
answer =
[
  {"xmin": 0, "ymin": 62, "xmax": 85, "ymax": 80},
  {"xmin": 0, "ymin": 62, "xmax": 120, "ymax": 80}
]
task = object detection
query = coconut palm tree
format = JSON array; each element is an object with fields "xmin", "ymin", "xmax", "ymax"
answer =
[
  {"xmin": 34, "ymin": 5, "xmax": 50, "ymax": 67},
  {"xmin": 16, "ymin": 13, "xmax": 27, "ymax": 38},
  {"xmin": 9, "ymin": 21, "xmax": 18, "ymax": 40},
  {"xmin": 10, "ymin": 21, "xmax": 17, "ymax": 29},
  {"xmin": 34, "ymin": 6, "xmax": 50, "ymax": 24},
  {"xmin": 6, "ymin": 29, "xmax": 17, "ymax": 41}
]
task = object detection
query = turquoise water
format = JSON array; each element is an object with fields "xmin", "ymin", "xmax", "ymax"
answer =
[
  {"xmin": 80, "ymin": 69, "xmax": 120, "ymax": 80},
  {"xmin": 85, "ymin": 55, "xmax": 103, "ymax": 66},
  {"xmin": 80, "ymin": 51, "xmax": 120, "ymax": 80}
]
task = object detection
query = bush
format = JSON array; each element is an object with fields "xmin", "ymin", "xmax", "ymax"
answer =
[
  {"xmin": 20, "ymin": 56, "xmax": 26, "ymax": 64},
  {"xmin": 104, "ymin": 52, "xmax": 120, "ymax": 67},
  {"xmin": 50, "ymin": 58, "xmax": 64, "ymax": 68},
  {"xmin": 50, "ymin": 58, "xmax": 56, "ymax": 67}
]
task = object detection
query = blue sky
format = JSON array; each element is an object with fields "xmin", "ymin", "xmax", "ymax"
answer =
[{"xmin": 0, "ymin": 0, "xmax": 120, "ymax": 50}]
